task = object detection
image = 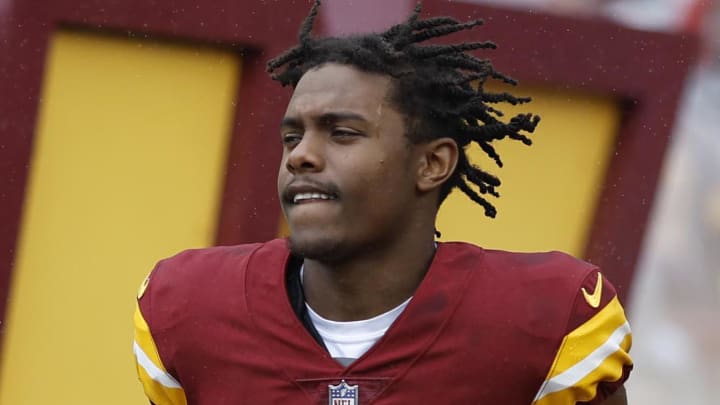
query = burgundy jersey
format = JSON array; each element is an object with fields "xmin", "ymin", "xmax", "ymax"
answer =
[{"xmin": 133, "ymin": 239, "xmax": 632, "ymax": 405}]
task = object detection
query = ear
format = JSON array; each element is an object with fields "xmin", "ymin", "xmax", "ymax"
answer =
[{"xmin": 415, "ymin": 137, "xmax": 459, "ymax": 193}]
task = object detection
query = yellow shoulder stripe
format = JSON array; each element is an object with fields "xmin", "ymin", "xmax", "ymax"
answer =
[
  {"xmin": 133, "ymin": 303, "xmax": 188, "ymax": 405},
  {"xmin": 532, "ymin": 296, "xmax": 633, "ymax": 404}
]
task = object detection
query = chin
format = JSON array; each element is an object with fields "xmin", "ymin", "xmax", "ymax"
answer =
[{"xmin": 287, "ymin": 232, "xmax": 347, "ymax": 263}]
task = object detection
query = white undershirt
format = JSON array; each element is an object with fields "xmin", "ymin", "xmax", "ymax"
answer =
[
  {"xmin": 305, "ymin": 297, "xmax": 411, "ymax": 366},
  {"xmin": 301, "ymin": 266, "xmax": 412, "ymax": 365}
]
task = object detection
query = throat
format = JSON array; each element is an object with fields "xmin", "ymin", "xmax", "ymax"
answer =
[{"xmin": 299, "ymin": 241, "xmax": 436, "ymax": 322}]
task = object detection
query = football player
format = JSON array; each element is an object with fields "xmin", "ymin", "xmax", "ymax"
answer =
[{"xmin": 133, "ymin": 1, "xmax": 632, "ymax": 404}]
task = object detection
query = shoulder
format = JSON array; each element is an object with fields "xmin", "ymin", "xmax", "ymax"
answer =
[
  {"xmin": 480, "ymin": 249, "xmax": 637, "ymax": 404},
  {"xmin": 442, "ymin": 242, "xmax": 628, "ymax": 344},
  {"xmin": 441, "ymin": 243, "xmax": 633, "ymax": 403},
  {"xmin": 145, "ymin": 245, "xmax": 253, "ymax": 288},
  {"xmin": 453, "ymin": 243, "xmax": 625, "ymax": 331},
  {"xmin": 152, "ymin": 242, "xmax": 263, "ymax": 278},
  {"xmin": 441, "ymin": 242, "xmax": 597, "ymax": 294},
  {"xmin": 439, "ymin": 243, "xmax": 604, "ymax": 340},
  {"xmin": 139, "ymin": 239, "xmax": 287, "ymax": 298},
  {"xmin": 136, "ymin": 239, "xmax": 289, "ymax": 329},
  {"xmin": 132, "ymin": 241, "xmax": 287, "ymax": 402},
  {"xmin": 483, "ymin": 247, "xmax": 596, "ymax": 281},
  {"xmin": 532, "ymin": 269, "xmax": 633, "ymax": 404}
]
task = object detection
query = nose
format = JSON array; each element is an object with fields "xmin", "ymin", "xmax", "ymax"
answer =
[{"xmin": 285, "ymin": 133, "xmax": 325, "ymax": 174}]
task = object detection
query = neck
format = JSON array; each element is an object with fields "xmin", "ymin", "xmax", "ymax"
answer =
[{"xmin": 301, "ymin": 230, "xmax": 437, "ymax": 322}]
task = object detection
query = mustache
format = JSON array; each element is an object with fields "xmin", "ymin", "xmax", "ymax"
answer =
[{"xmin": 281, "ymin": 178, "xmax": 341, "ymax": 202}]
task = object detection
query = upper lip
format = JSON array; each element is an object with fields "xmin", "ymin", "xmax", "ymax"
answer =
[{"xmin": 282, "ymin": 180, "xmax": 339, "ymax": 204}]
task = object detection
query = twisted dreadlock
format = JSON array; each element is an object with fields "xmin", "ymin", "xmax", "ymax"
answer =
[{"xmin": 267, "ymin": 0, "xmax": 540, "ymax": 219}]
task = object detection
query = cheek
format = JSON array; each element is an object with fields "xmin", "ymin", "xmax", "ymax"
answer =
[
  {"xmin": 277, "ymin": 157, "xmax": 290, "ymax": 193},
  {"xmin": 330, "ymin": 140, "xmax": 415, "ymax": 203},
  {"xmin": 354, "ymin": 157, "xmax": 414, "ymax": 204}
]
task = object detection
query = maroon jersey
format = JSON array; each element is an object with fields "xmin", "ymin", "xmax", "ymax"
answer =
[{"xmin": 133, "ymin": 239, "xmax": 632, "ymax": 405}]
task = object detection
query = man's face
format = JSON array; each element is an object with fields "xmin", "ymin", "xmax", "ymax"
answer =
[{"xmin": 277, "ymin": 63, "xmax": 421, "ymax": 261}]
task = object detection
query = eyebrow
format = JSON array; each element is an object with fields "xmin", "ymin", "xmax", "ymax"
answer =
[{"xmin": 280, "ymin": 111, "xmax": 369, "ymax": 129}]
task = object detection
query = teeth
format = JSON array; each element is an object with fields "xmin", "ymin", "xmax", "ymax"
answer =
[{"xmin": 293, "ymin": 192, "xmax": 335, "ymax": 203}]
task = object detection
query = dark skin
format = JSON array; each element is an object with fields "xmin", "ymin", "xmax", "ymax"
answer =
[{"xmin": 277, "ymin": 63, "xmax": 627, "ymax": 404}]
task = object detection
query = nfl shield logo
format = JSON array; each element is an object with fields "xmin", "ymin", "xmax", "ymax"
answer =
[{"xmin": 328, "ymin": 380, "xmax": 359, "ymax": 405}]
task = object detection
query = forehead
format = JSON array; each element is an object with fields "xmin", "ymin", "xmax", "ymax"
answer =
[{"xmin": 285, "ymin": 63, "xmax": 395, "ymax": 117}]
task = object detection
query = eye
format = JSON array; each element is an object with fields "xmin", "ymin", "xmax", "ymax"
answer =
[
  {"xmin": 282, "ymin": 132, "xmax": 302, "ymax": 146},
  {"xmin": 331, "ymin": 128, "xmax": 361, "ymax": 138}
]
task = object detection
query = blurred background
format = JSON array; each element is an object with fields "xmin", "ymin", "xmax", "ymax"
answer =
[{"xmin": 0, "ymin": 0, "xmax": 717, "ymax": 404}]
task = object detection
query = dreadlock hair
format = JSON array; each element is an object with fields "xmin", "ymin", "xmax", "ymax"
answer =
[{"xmin": 267, "ymin": 0, "xmax": 540, "ymax": 219}]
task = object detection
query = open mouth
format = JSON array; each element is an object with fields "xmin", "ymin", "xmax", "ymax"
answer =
[
  {"xmin": 283, "ymin": 180, "xmax": 340, "ymax": 205},
  {"xmin": 292, "ymin": 192, "xmax": 338, "ymax": 204}
]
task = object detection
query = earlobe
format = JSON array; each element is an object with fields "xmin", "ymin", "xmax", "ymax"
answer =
[{"xmin": 416, "ymin": 138, "xmax": 459, "ymax": 193}]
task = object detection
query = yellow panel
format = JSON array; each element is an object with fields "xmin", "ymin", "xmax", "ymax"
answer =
[
  {"xmin": 0, "ymin": 32, "xmax": 240, "ymax": 405},
  {"xmin": 437, "ymin": 85, "xmax": 620, "ymax": 256}
]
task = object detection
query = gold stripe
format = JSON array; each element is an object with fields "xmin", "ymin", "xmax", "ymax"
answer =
[
  {"xmin": 534, "ymin": 334, "xmax": 632, "ymax": 405},
  {"xmin": 134, "ymin": 304, "xmax": 188, "ymax": 405},
  {"xmin": 547, "ymin": 296, "xmax": 629, "ymax": 379},
  {"xmin": 532, "ymin": 297, "xmax": 633, "ymax": 404}
]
